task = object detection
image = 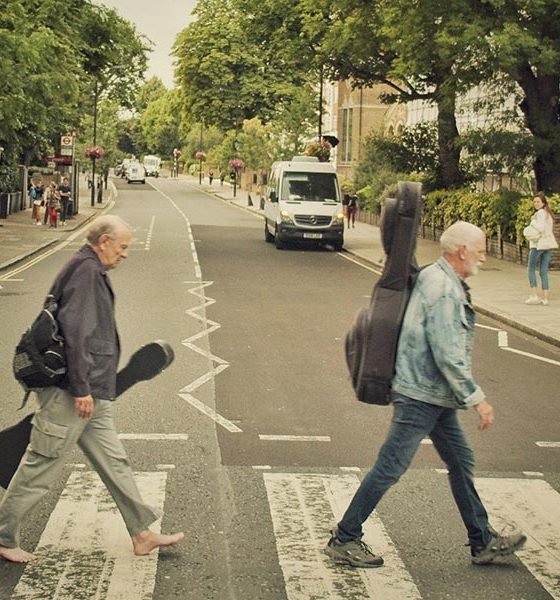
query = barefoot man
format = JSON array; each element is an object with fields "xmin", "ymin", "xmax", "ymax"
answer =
[{"xmin": 0, "ymin": 215, "xmax": 183, "ymax": 562}]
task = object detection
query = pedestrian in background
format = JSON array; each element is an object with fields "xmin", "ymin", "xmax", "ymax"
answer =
[
  {"xmin": 220, "ymin": 170, "xmax": 226, "ymax": 186},
  {"xmin": 208, "ymin": 169, "xmax": 214, "ymax": 185},
  {"xmin": 45, "ymin": 182, "xmax": 60, "ymax": 227},
  {"xmin": 0, "ymin": 215, "xmax": 184, "ymax": 563},
  {"xmin": 29, "ymin": 182, "xmax": 42, "ymax": 225},
  {"xmin": 58, "ymin": 177, "xmax": 71, "ymax": 226},
  {"xmin": 525, "ymin": 192, "xmax": 558, "ymax": 306},
  {"xmin": 325, "ymin": 221, "xmax": 526, "ymax": 568},
  {"xmin": 346, "ymin": 191, "xmax": 358, "ymax": 228}
]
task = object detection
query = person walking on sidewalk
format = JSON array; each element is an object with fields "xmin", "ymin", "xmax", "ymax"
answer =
[
  {"xmin": 325, "ymin": 221, "xmax": 526, "ymax": 568},
  {"xmin": 58, "ymin": 177, "xmax": 71, "ymax": 226},
  {"xmin": 0, "ymin": 216, "xmax": 184, "ymax": 563},
  {"xmin": 525, "ymin": 192, "xmax": 558, "ymax": 306},
  {"xmin": 346, "ymin": 191, "xmax": 358, "ymax": 228}
]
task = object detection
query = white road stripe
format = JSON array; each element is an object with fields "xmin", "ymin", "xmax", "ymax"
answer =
[
  {"xmin": 144, "ymin": 215, "xmax": 155, "ymax": 250},
  {"xmin": 178, "ymin": 392, "xmax": 242, "ymax": 433},
  {"xmin": 259, "ymin": 435, "xmax": 331, "ymax": 442},
  {"xmin": 476, "ymin": 477, "xmax": 560, "ymax": 599},
  {"xmin": 118, "ymin": 433, "xmax": 189, "ymax": 441},
  {"xmin": 536, "ymin": 441, "xmax": 560, "ymax": 448},
  {"xmin": 12, "ymin": 471, "xmax": 167, "ymax": 600},
  {"xmin": 264, "ymin": 473, "xmax": 421, "ymax": 600}
]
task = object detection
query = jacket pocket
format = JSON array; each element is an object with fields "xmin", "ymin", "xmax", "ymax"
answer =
[
  {"xmin": 90, "ymin": 338, "xmax": 116, "ymax": 355},
  {"xmin": 30, "ymin": 413, "xmax": 68, "ymax": 458}
]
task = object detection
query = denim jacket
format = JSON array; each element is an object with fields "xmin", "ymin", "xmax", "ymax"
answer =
[{"xmin": 392, "ymin": 257, "xmax": 485, "ymax": 409}]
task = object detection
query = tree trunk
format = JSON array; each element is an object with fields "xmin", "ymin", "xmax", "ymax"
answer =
[
  {"xmin": 518, "ymin": 64, "xmax": 560, "ymax": 193},
  {"xmin": 434, "ymin": 86, "xmax": 464, "ymax": 189}
]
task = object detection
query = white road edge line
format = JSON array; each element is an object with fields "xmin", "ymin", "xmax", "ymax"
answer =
[{"xmin": 536, "ymin": 441, "xmax": 560, "ymax": 448}]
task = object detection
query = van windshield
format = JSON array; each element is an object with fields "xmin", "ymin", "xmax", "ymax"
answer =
[{"xmin": 281, "ymin": 172, "xmax": 339, "ymax": 202}]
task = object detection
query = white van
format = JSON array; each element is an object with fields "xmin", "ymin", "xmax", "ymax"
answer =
[
  {"xmin": 143, "ymin": 155, "xmax": 161, "ymax": 177},
  {"xmin": 126, "ymin": 161, "xmax": 145, "ymax": 184},
  {"xmin": 264, "ymin": 156, "xmax": 344, "ymax": 250}
]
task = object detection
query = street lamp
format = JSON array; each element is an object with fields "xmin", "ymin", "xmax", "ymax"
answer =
[
  {"xmin": 195, "ymin": 151, "xmax": 206, "ymax": 183},
  {"xmin": 198, "ymin": 122, "xmax": 203, "ymax": 184},
  {"xmin": 90, "ymin": 78, "xmax": 99, "ymax": 207}
]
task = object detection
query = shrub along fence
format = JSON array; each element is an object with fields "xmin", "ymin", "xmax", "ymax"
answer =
[{"xmin": 355, "ymin": 188, "xmax": 560, "ymax": 269}]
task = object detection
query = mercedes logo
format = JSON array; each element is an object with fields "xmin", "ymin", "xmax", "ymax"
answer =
[{"xmin": 310, "ymin": 216, "xmax": 317, "ymax": 225}]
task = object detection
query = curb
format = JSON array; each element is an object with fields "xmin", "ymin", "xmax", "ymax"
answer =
[{"xmin": 0, "ymin": 182, "xmax": 116, "ymax": 272}]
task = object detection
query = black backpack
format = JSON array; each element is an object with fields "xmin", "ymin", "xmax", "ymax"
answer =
[
  {"xmin": 345, "ymin": 181, "xmax": 423, "ymax": 405},
  {"xmin": 12, "ymin": 258, "xmax": 86, "ymax": 403}
]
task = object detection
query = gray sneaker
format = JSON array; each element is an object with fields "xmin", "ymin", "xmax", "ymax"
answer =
[
  {"xmin": 324, "ymin": 530, "xmax": 384, "ymax": 568},
  {"xmin": 471, "ymin": 531, "xmax": 527, "ymax": 565}
]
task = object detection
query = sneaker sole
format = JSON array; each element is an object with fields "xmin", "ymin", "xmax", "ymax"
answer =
[
  {"xmin": 471, "ymin": 535, "xmax": 527, "ymax": 565},
  {"xmin": 324, "ymin": 546, "xmax": 384, "ymax": 568}
]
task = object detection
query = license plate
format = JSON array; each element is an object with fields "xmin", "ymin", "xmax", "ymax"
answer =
[{"xmin": 303, "ymin": 233, "xmax": 323, "ymax": 239}]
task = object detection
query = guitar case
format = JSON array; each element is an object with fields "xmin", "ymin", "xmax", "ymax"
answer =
[
  {"xmin": 0, "ymin": 340, "xmax": 174, "ymax": 489},
  {"xmin": 346, "ymin": 181, "xmax": 423, "ymax": 405}
]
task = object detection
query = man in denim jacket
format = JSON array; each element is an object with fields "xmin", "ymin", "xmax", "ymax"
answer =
[{"xmin": 326, "ymin": 221, "xmax": 526, "ymax": 567}]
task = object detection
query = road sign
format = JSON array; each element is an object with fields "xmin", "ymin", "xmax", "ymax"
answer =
[{"xmin": 60, "ymin": 135, "xmax": 73, "ymax": 147}]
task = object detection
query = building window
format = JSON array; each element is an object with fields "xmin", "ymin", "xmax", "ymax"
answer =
[{"xmin": 341, "ymin": 107, "xmax": 353, "ymax": 162}]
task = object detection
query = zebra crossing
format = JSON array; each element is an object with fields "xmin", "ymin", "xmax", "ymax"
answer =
[{"xmin": 3, "ymin": 468, "xmax": 560, "ymax": 599}]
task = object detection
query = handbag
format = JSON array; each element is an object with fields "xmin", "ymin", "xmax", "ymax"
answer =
[{"xmin": 523, "ymin": 224, "xmax": 541, "ymax": 242}]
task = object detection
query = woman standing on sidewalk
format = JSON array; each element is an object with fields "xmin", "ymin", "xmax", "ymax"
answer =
[{"xmin": 525, "ymin": 193, "xmax": 558, "ymax": 305}]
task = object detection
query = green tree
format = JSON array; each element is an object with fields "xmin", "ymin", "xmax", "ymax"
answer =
[
  {"xmin": 141, "ymin": 89, "xmax": 183, "ymax": 157},
  {"xmin": 469, "ymin": 0, "xmax": 560, "ymax": 193}
]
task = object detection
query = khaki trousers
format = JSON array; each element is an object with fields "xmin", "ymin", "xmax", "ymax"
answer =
[{"xmin": 0, "ymin": 387, "xmax": 160, "ymax": 548}]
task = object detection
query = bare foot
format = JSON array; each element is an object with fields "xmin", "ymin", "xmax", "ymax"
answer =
[
  {"xmin": 132, "ymin": 530, "xmax": 184, "ymax": 556},
  {"xmin": 0, "ymin": 546, "xmax": 37, "ymax": 563}
]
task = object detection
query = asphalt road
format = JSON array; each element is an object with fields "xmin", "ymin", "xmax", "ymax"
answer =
[{"xmin": 0, "ymin": 177, "xmax": 559, "ymax": 600}]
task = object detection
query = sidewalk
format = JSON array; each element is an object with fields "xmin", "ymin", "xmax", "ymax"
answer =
[
  {"xmin": 187, "ymin": 174, "xmax": 560, "ymax": 347},
  {"xmin": 0, "ymin": 181, "xmax": 114, "ymax": 271}
]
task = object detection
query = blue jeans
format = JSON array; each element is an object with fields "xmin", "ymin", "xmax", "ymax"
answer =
[
  {"xmin": 337, "ymin": 393, "xmax": 491, "ymax": 549},
  {"xmin": 528, "ymin": 248, "xmax": 552, "ymax": 289}
]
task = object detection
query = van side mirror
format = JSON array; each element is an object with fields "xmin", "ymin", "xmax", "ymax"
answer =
[{"xmin": 269, "ymin": 191, "xmax": 278, "ymax": 203}]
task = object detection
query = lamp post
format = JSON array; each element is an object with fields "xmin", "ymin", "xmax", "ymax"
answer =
[
  {"xmin": 90, "ymin": 78, "xmax": 99, "ymax": 207},
  {"xmin": 198, "ymin": 122, "xmax": 203, "ymax": 184},
  {"xmin": 195, "ymin": 151, "xmax": 206, "ymax": 183}
]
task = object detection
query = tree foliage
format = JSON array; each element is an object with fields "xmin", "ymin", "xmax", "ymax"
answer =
[{"xmin": 0, "ymin": 0, "xmax": 149, "ymax": 190}]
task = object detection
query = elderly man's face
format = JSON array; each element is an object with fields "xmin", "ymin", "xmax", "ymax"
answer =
[
  {"xmin": 99, "ymin": 229, "xmax": 132, "ymax": 270},
  {"xmin": 463, "ymin": 237, "xmax": 486, "ymax": 277}
]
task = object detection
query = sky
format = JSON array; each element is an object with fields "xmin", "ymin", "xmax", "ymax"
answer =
[{"xmin": 96, "ymin": 0, "xmax": 198, "ymax": 87}]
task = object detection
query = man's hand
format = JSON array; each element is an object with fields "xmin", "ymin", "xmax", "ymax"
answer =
[
  {"xmin": 474, "ymin": 400, "xmax": 494, "ymax": 430},
  {"xmin": 74, "ymin": 395, "xmax": 94, "ymax": 420}
]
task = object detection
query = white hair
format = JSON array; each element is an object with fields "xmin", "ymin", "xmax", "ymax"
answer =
[
  {"xmin": 87, "ymin": 215, "xmax": 131, "ymax": 245},
  {"xmin": 440, "ymin": 221, "xmax": 485, "ymax": 255}
]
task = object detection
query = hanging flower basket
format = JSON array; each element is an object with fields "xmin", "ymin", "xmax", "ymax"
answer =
[
  {"xmin": 195, "ymin": 151, "xmax": 206, "ymax": 160},
  {"xmin": 85, "ymin": 145, "xmax": 106, "ymax": 159},
  {"xmin": 229, "ymin": 158, "xmax": 245, "ymax": 171},
  {"xmin": 305, "ymin": 140, "xmax": 331, "ymax": 162}
]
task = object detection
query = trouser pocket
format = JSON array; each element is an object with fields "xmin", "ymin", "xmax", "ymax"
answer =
[{"xmin": 30, "ymin": 413, "xmax": 68, "ymax": 458}]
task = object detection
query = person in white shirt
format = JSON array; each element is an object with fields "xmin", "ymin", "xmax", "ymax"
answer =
[{"xmin": 526, "ymin": 193, "xmax": 558, "ymax": 305}]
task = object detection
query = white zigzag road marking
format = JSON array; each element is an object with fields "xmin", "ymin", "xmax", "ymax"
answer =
[{"xmin": 179, "ymin": 280, "xmax": 241, "ymax": 433}]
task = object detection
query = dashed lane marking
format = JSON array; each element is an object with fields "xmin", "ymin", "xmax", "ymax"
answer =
[
  {"xmin": 118, "ymin": 433, "xmax": 189, "ymax": 441},
  {"xmin": 259, "ymin": 435, "xmax": 331, "ymax": 442}
]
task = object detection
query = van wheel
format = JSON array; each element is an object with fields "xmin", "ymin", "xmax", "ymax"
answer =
[
  {"xmin": 264, "ymin": 222, "xmax": 274, "ymax": 243},
  {"xmin": 274, "ymin": 227, "xmax": 284, "ymax": 249}
]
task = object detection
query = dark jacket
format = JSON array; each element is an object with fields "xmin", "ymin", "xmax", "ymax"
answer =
[{"xmin": 53, "ymin": 244, "xmax": 120, "ymax": 399}]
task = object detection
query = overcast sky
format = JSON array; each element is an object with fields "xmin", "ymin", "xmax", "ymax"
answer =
[{"xmin": 96, "ymin": 0, "xmax": 198, "ymax": 87}]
